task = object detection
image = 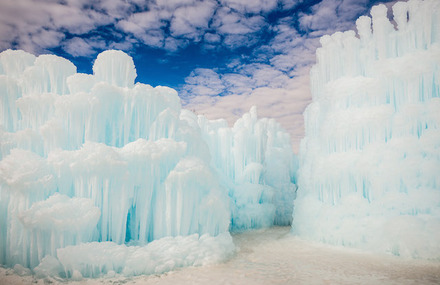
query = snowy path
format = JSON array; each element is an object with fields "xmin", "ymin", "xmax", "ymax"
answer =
[{"xmin": 1, "ymin": 227, "xmax": 439, "ymax": 285}]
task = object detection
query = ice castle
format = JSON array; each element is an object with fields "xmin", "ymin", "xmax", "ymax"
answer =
[
  {"xmin": 293, "ymin": 0, "xmax": 440, "ymax": 259},
  {"xmin": 0, "ymin": 49, "xmax": 297, "ymax": 277},
  {"xmin": 1, "ymin": 0, "xmax": 439, "ymax": 279}
]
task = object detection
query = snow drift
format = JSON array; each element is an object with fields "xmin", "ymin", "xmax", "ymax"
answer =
[{"xmin": 293, "ymin": 0, "xmax": 440, "ymax": 259}]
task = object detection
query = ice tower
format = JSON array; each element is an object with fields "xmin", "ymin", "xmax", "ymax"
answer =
[
  {"xmin": 0, "ymin": 48, "xmax": 296, "ymax": 277},
  {"xmin": 293, "ymin": 0, "xmax": 440, "ymax": 259}
]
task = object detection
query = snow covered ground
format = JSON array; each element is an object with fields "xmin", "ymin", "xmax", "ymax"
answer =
[{"xmin": 1, "ymin": 227, "xmax": 439, "ymax": 285}]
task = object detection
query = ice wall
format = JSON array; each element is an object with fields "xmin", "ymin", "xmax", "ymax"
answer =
[
  {"xmin": 0, "ymin": 48, "xmax": 296, "ymax": 277},
  {"xmin": 0, "ymin": 49, "xmax": 232, "ymax": 275},
  {"xmin": 293, "ymin": 0, "xmax": 440, "ymax": 259},
  {"xmin": 187, "ymin": 107, "xmax": 297, "ymax": 230}
]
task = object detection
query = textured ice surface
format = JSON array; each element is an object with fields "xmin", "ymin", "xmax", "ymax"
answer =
[
  {"xmin": 0, "ymin": 48, "xmax": 296, "ymax": 277},
  {"xmin": 293, "ymin": 0, "xmax": 440, "ymax": 259},
  {"xmin": 184, "ymin": 106, "xmax": 297, "ymax": 231},
  {"xmin": 37, "ymin": 232, "xmax": 234, "ymax": 278}
]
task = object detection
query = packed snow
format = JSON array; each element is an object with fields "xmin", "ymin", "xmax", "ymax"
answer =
[
  {"xmin": 0, "ymin": 45, "xmax": 296, "ymax": 277},
  {"xmin": 1, "ymin": 227, "xmax": 439, "ymax": 285},
  {"xmin": 293, "ymin": 0, "xmax": 440, "ymax": 259}
]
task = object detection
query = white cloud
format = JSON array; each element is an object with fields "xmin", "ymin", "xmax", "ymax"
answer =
[
  {"xmin": 49, "ymin": 4, "xmax": 112, "ymax": 35},
  {"xmin": 222, "ymin": 73, "xmax": 254, "ymax": 94},
  {"xmin": 252, "ymin": 66, "xmax": 290, "ymax": 88},
  {"xmin": 299, "ymin": 1, "xmax": 339, "ymax": 32},
  {"xmin": 183, "ymin": 68, "xmax": 225, "ymax": 97},
  {"xmin": 213, "ymin": 8, "xmax": 266, "ymax": 35},
  {"xmin": 204, "ymin": 33, "xmax": 221, "ymax": 44},
  {"xmin": 31, "ymin": 29, "xmax": 65, "ymax": 49},
  {"xmin": 117, "ymin": 10, "xmax": 168, "ymax": 48},
  {"xmin": 91, "ymin": 0, "xmax": 132, "ymax": 20},
  {"xmin": 181, "ymin": 57, "xmax": 313, "ymax": 152},
  {"xmin": 138, "ymin": 31, "xmax": 165, "ymax": 49},
  {"xmin": 223, "ymin": 34, "xmax": 260, "ymax": 49},
  {"xmin": 219, "ymin": 0, "xmax": 278, "ymax": 14},
  {"xmin": 269, "ymin": 38, "xmax": 320, "ymax": 72},
  {"xmin": 155, "ymin": 0, "xmax": 198, "ymax": 11},
  {"xmin": 109, "ymin": 38, "xmax": 136, "ymax": 51},
  {"xmin": 118, "ymin": 11, "xmax": 167, "ymax": 34},
  {"xmin": 298, "ymin": 0, "xmax": 372, "ymax": 35},
  {"xmin": 0, "ymin": 0, "xmax": 284, "ymax": 54},
  {"xmin": 0, "ymin": 0, "xmax": 50, "ymax": 53},
  {"xmin": 164, "ymin": 37, "xmax": 189, "ymax": 52},
  {"xmin": 279, "ymin": 0, "xmax": 301, "ymax": 10},
  {"xmin": 0, "ymin": 0, "xmax": 117, "ymax": 54},
  {"xmin": 0, "ymin": 24, "xmax": 14, "ymax": 50},
  {"xmin": 170, "ymin": 0, "xmax": 217, "ymax": 40},
  {"xmin": 62, "ymin": 37, "xmax": 95, "ymax": 57},
  {"xmin": 269, "ymin": 24, "xmax": 304, "ymax": 52},
  {"xmin": 182, "ymin": 68, "xmax": 312, "ymax": 153}
]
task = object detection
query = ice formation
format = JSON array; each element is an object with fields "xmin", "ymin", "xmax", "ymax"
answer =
[
  {"xmin": 293, "ymin": 0, "xmax": 440, "ymax": 259},
  {"xmin": 195, "ymin": 108, "xmax": 297, "ymax": 230},
  {"xmin": 0, "ymin": 48, "xmax": 296, "ymax": 277}
]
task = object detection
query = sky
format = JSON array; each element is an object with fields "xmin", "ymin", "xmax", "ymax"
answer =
[{"xmin": 0, "ymin": 0, "xmax": 401, "ymax": 153}]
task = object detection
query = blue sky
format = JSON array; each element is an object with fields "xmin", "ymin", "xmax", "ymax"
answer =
[{"xmin": 0, "ymin": 0, "xmax": 400, "ymax": 152}]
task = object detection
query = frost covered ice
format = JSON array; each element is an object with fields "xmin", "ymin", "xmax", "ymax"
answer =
[
  {"xmin": 195, "ymin": 106, "xmax": 297, "ymax": 230},
  {"xmin": 0, "ymin": 48, "xmax": 296, "ymax": 278},
  {"xmin": 293, "ymin": 0, "xmax": 440, "ymax": 259}
]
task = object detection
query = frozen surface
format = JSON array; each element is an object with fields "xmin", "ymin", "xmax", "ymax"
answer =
[
  {"xmin": 0, "ymin": 48, "xmax": 296, "ymax": 276},
  {"xmin": 293, "ymin": 0, "xmax": 440, "ymax": 259},
  {"xmin": 1, "ymin": 227, "xmax": 439, "ymax": 285}
]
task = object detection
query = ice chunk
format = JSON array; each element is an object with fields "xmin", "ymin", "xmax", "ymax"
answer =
[
  {"xmin": 15, "ymin": 194, "xmax": 100, "ymax": 268},
  {"xmin": 13, "ymin": 264, "xmax": 31, "ymax": 276},
  {"xmin": 33, "ymin": 255, "xmax": 64, "ymax": 279},
  {"xmin": 19, "ymin": 193, "xmax": 100, "ymax": 233},
  {"xmin": 0, "ymin": 149, "xmax": 57, "ymax": 267},
  {"xmin": 55, "ymin": 232, "xmax": 234, "ymax": 278},
  {"xmin": 0, "ymin": 149, "xmax": 55, "ymax": 196}
]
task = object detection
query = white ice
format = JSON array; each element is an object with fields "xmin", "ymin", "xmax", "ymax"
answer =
[
  {"xmin": 293, "ymin": 0, "xmax": 440, "ymax": 259},
  {"xmin": 0, "ymin": 46, "xmax": 296, "ymax": 276}
]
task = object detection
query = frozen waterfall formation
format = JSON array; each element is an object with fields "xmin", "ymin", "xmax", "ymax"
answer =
[
  {"xmin": 0, "ymin": 49, "xmax": 297, "ymax": 277},
  {"xmin": 293, "ymin": 0, "xmax": 440, "ymax": 259}
]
